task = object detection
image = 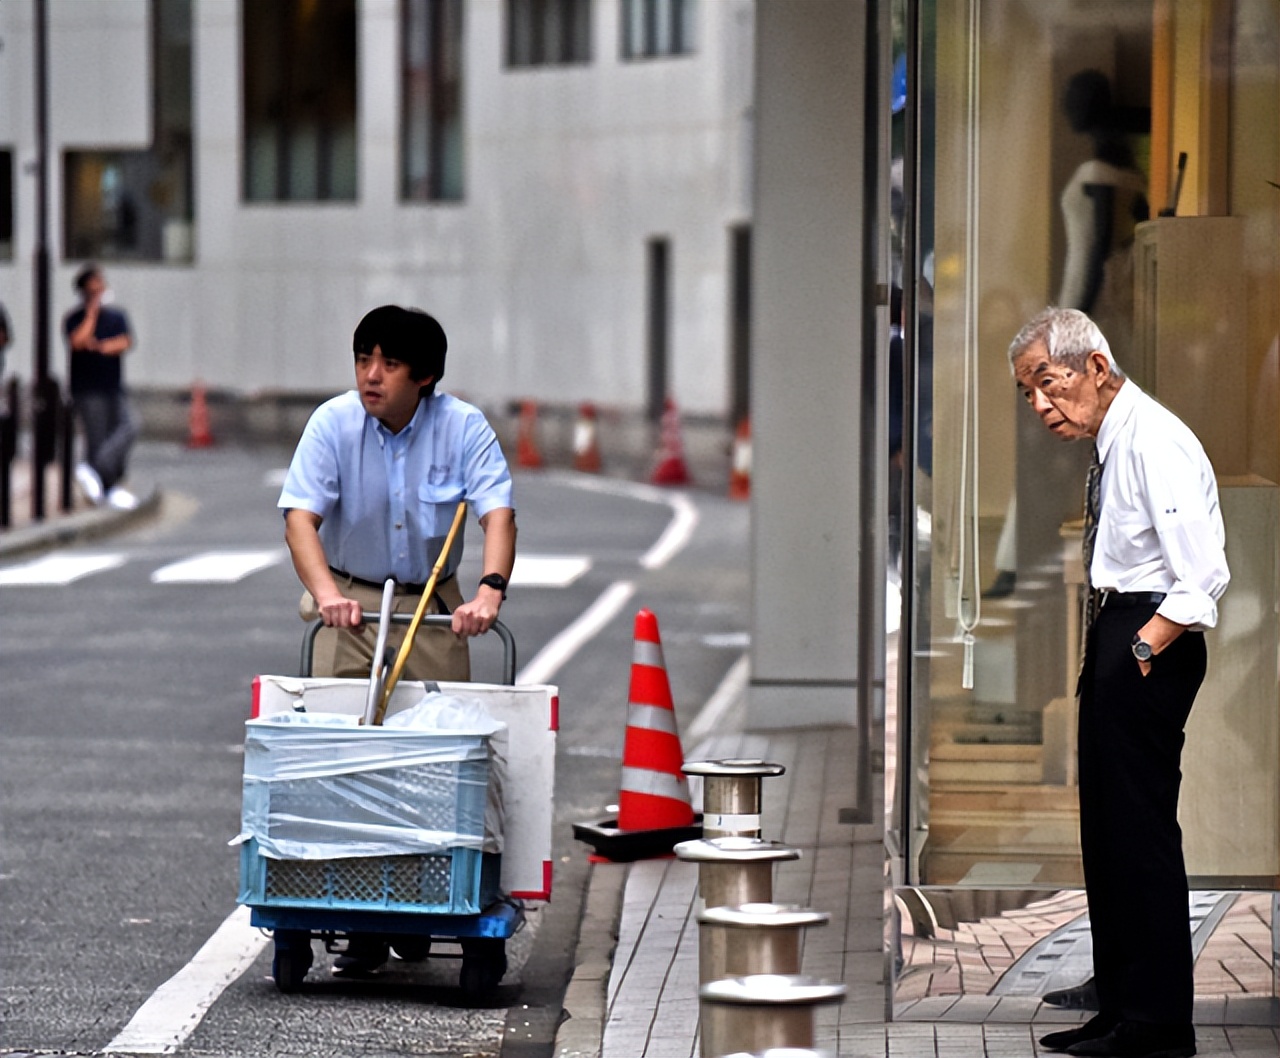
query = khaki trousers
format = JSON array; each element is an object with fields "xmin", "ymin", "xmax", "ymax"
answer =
[{"xmin": 301, "ymin": 574, "xmax": 470, "ymax": 682}]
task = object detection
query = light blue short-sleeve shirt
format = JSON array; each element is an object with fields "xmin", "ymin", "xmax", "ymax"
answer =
[{"xmin": 278, "ymin": 390, "xmax": 514, "ymax": 585}]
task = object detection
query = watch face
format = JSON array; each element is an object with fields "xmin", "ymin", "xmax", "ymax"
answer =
[{"xmin": 1133, "ymin": 640, "xmax": 1153, "ymax": 661}]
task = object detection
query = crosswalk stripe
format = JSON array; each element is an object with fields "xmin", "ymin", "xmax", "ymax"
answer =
[
  {"xmin": 510, "ymin": 555, "xmax": 591, "ymax": 587},
  {"xmin": 0, "ymin": 553, "xmax": 126, "ymax": 585},
  {"xmin": 150, "ymin": 551, "xmax": 284, "ymax": 584},
  {"xmin": 0, "ymin": 549, "xmax": 583, "ymax": 588}
]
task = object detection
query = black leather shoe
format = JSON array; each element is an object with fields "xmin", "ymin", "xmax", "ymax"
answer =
[
  {"xmin": 1044, "ymin": 978, "xmax": 1101, "ymax": 1009},
  {"xmin": 1040, "ymin": 1014, "xmax": 1118, "ymax": 1052},
  {"xmin": 1065, "ymin": 1021, "xmax": 1196, "ymax": 1058}
]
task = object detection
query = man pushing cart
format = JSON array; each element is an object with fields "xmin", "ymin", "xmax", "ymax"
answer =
[{"xmin": 233, "ymin": 305, "xmax": 553, "ymax": 996}]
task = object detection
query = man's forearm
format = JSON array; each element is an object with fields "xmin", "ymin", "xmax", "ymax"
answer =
[
  {"xmin": 284, "ymin": 511, "xmax": 342, "ymax": 603},
  {"xmin": 96, "ymin": 335, "xmax": 131, "ymax": 356},
  {"xmin": 478, "ymin": 508, "xmax": 516, "ymax": 580}
]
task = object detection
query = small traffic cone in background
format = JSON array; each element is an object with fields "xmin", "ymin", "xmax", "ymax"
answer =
[
  {"xmin": 650, "ymin": 397, "xmax": 692, "ymax": 486},
  {"xmin": 617, "ymin": 609, "xmax": 695, "ymax": 832},
  {"xmin": 573, "ymin": 402, "xmax": 602, "ymax": 473},
  {"xmin": 187, "ymin": 382, "xmax": 214, "ymax": 448},
  {"xmin": 728, "ymin": 416, "xmax": 752, "ymax": 500},
  {"xmin": 516, "ymin": 399, "xmax": 543, "ymax": 468}
]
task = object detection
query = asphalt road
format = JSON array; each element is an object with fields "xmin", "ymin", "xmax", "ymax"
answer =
[{"xmin": 0, "ymin": 440, "xmax": 749, "ymax": 1058}]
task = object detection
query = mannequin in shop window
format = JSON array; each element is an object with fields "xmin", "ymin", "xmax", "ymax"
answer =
[
  {"xmin": 1057, "ymin": 69, "xmax": 1150, "ymax": 357},
  {"xmin": 985, "ymin": 69, "xmax": 1149, "ymax": 600}
]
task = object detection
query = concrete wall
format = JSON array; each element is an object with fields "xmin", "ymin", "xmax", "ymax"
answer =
[
  {"xmin": 747, "ymin": 0, "xmax": 866, "ymax": 729},
  {"xmin": 0, "ymin": 0, "xmax": 753, "ymax": 420}
]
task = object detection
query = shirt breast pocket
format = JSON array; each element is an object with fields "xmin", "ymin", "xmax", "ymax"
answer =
[{"xmin": 418, "ymin": 481, "xmax": 467, "ymax": 538}]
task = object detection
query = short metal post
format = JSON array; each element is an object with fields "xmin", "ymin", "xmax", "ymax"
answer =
[
  {"xmin": 675, "ymin": 837, "xmax": 800, "ymax": 910},
  {"xmin": 697, "ymin": 902, "xmax": 829, "ymax": 984},
  {"xmin": 683, "ymin": 758, "xmax": 786, "ymax": 839},
  {"xmin": 699, "ymin": 974, "xmax": 846, "ymax": 1057}
]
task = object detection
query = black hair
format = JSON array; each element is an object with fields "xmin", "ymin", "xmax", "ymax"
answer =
[
  {"xmin": 352, "ymin": 305, "xmax": 447, "ymax": 390},
  {"xmin": 74, "ymin": 263, "xmax": 101, "ymax": 294}
]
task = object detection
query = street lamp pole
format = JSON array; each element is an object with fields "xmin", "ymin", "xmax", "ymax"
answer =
[{"xmin": 30, "ymin": 0, "xmax": 57, "ymax": 521}]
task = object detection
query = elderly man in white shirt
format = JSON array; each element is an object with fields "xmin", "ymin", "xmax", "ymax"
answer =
[{"xmin": 1010, "ymin": 307, "xmax": 1228, "ymax": 1058}]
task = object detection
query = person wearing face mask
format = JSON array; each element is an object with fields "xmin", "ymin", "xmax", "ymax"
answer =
[{"xmin": 1010, "ymin": 307, "xmax": 1228, "ymax": 1058}]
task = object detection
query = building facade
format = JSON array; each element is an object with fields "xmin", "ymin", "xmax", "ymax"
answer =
[{"xmin": 0, "ymin": 0, "xmax": 753, "ymax": 420}]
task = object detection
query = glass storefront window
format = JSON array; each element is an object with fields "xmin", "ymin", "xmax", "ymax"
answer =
[{"xmin": 895, "ymin": 0, "xmax": 1280, "ymax": 893}]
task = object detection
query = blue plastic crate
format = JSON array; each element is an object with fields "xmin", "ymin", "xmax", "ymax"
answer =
[{"xmin": 238, "ymin": 839, "xmax": 501, "ymax": 916}]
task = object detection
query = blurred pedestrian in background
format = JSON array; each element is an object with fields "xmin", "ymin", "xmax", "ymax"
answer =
[{"xmin": 64, "ymin": 264, "xmax": 139, "ymax": 510}]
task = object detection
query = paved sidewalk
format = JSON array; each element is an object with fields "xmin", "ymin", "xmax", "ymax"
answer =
[
  {"xmin": 0, "ymin": 454, "xmax": 158, "ymax": 558},
  {"xmin": 555, "ymin": 716, "xmax": 1280, "ymax": 1058}
]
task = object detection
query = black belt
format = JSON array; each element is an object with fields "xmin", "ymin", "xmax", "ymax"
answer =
[
  {"xmin": 329, "ymin": 567, "xmax": 453, "ymax": 595},
  {"xmin": 1102, "ymin": 591, "xmax": 1166, "ymax": 608}
]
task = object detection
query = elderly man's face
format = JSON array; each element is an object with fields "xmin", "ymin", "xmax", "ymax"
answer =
[{"xmin": 1012, "ymin": 342, "xmax": 1109, "ymax": 440}]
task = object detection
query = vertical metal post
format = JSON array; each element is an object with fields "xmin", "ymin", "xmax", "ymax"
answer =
[
  {"xmin": 30, "ymin": 0, "xmax": 55, "ymax": 522},
  {"xmin": 853, "ymin": 0, "xmax": 889, "ymax": 826},
  {"xmin": 895, "ymin": 0, "xmax": 921, "ymax": 889}
]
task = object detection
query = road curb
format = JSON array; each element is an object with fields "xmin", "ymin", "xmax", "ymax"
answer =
[
  {"xmin": 553, "ymin": 860, "xmax": 628, "ymax": 1058},
  {"xmin": 0, "ymin": 484, "xmax": 162, "ymax": 559}
]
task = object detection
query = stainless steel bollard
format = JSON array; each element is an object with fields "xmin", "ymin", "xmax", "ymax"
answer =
[
  {"xmin": 696, "ymin": 902, "xmax": 830, "ymax": 984},
  {"xmin": 699, "ymin": 974, "xmax": 846, "ymax": 1058},
  {"xmin": 674, "ymin": 837, "xmax": 800, "ymax": 910},
  {"xmin": 683, "ymin": 759, "xmax": 786, "ymax": 839}
]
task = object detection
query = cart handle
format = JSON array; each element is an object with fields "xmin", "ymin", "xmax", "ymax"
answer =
[{"xmin": 300, "ymin": 614, "xmax": 517, "ymax": 686}]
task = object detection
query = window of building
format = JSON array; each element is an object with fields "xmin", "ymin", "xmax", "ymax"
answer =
[
  {"xmin": 506, "ymin": 0, "xmax": 591, "ymax": 67},
  {"xmin": 0, "ymin": 150, "xmax": 12, "ymax": 260},
  {"xmin": 242, "ymin": 0, "xmax": 358, "ymax": 202},
  {"xmin": 63, "ymin": 0, "xmax": 193, "ymax": 262},
  {"xmin": 621, "ymin": 0, "xmax": 695, "ymax": 59},
  {"xmin": 402, "ymin": 0, "xmax": 464, "ymax": 201}
]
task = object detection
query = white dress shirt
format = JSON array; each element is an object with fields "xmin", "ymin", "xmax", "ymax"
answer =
[{"xmin": 1092, "ymin": 379, "xmax": 1229, "ymax": 630}]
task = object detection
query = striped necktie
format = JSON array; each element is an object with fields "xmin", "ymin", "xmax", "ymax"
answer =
[{"xmin": 1081, "ymin": 446, "xmax": 1103, "ymax": 648}]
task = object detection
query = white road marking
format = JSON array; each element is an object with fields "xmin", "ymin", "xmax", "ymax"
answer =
[
  {"xmin": 542, "ymin": 472, "xmax": 700, "ymax": 570},
  {"xmin": 684, "ymin": 653, "xmax": 750, "ymax": 748},
  {"xmin": 0, "ymin": 553, "xmax": 126, "ymax": 585},
  {"xmin": 263, "ymin": 468, "xmax": 288, "ymax": 488},
  {"xmin": 150, "ymin": 550, "xmax": 284, "ymax": 584},
  {"xmin": 516, "ymin": 580, "xmax": 637, "ymax": 685},
  {"xmin": 103, "ymin": 905, "xmax": 269, "ymax": 1054},
  {"xmin": 639, "ymin": 493, "xmax": 698, "ymax": 570},
  {"xmin": 510, "ymin": 554, "xmax": 592, "ymax": 587},
  {"xmin": 702, "ymin": 631, "xmax": 750, "ymax": 649}
]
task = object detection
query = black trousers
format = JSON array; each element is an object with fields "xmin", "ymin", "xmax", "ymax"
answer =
[{"xmin": 1078, "ymin": 600, "xmax": 1205, "ymax": 1027}]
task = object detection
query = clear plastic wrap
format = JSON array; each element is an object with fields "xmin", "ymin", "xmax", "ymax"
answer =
[{"xmin": 240, "ymin": 693, "xmax": 507, "ymax": 861}]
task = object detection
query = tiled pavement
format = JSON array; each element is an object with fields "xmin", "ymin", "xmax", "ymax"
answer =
[{"xmin": 557, "ymin": 721, "xmax": 1280, "ymax": 1058}]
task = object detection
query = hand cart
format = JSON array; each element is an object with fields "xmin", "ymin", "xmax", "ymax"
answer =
[{"xmin": 238, "ymin": 613, "xmax": 557, "ymax": 998}]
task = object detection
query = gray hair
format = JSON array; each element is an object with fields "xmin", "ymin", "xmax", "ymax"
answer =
[{"xmin": 1007, "ymin": 306, "xmax": 1124, "ymax": 378}]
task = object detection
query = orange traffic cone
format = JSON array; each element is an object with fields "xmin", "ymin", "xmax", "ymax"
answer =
[
  {"xmin": 187, "ymin": 382, "xmax": 214, "ymax": 448},
  {"xmin": 617, "ymin": 609, "xmax": 695, "ymax": 831},
  {"xmin": 728, "ymin": 416, "xmax": 751, "ymax": 500},
  {"xmin": 516, "ymin": 399, "xmax": 543, "ymax": 468},
  {"xmin": 650, "ymin": 398, "xmax": 692, "ymax": 486},
  {"xmin": 573, "ymin": 402, "xmax": 602, "ymax": 473}
]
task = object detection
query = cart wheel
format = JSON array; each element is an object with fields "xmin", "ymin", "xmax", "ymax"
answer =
[
  {"xmin": 459, "ymin": 938, "xmax": 507, "ymax": 998},
  {"xmin": 392, "ymin": 937, "xmax": 431, "ymax": 962},
  {"xmin": 272, "ymin": 931, "xmax": 313, "ymax": 993}
]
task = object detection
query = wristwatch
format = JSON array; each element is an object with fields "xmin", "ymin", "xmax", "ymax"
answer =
[
  {"xmin": 479, "ymin": 572, "xmax": 508, "ymax": 599},
  {"xmin": 1131, "ymin": 634, "xmax": 1154, "ymax": 662}
]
